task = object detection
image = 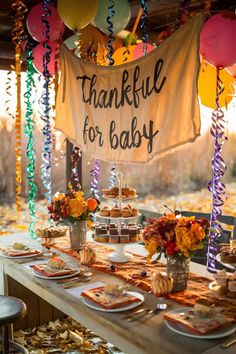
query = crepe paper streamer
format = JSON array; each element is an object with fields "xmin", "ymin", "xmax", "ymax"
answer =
[
  {"xmin": 5, "ymin": 70, "xmax": 15, "ymax": 120},
  {"xmin": 69, "ymin": 146, "xmax": 81, "ymax": 190},
  {"xmin": 24, "ymin": 46, "xmax": 37, "ymax": 239},
  {"xmin": 11, "ymin": 0, "xmax": 28, "ymax": 214},
  {"xmin": 105, "ymin": 0, "xmax": 115, "ymax": 65},
  {"xmin": 33, "ymin": 41, "xmax": 60, "ymax": 76},
  {"xmin": 140, "ymin": 0, "xmax": 148, "ymax": 44},
  {"xmin": 207, "ymin": 68, "xmax": 227, "ymax": 273},
  {"xmin": 109, "ymin": 164, "xmax": 117, "ymax": 189},
  {"xmin": 90, "ymin": 159, "xmax": 100, "ymax": 200},
  {"xmin": 41, "ymin": 0, "xmax": 52, "ymax": 202}
]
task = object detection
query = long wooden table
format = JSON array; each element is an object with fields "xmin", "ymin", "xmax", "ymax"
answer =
[{"xmin": 0, "ymin": 233, "xmax": 235, "ymax": 354}]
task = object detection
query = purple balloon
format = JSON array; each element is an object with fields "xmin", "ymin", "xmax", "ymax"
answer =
[{"xmin": 27, "ymin": 4, "xmax": 64, "ymax": 42}]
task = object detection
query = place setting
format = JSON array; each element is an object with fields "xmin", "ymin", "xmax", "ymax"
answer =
[{"xmin": 0, "ymin": 242, "xmax": 41, "ymax": 259}]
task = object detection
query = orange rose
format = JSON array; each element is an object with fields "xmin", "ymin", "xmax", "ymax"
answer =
[
  {"xmin": 87, "ymin": 198, "xmax": 97, "ymax": 211},
  {"xmin": 69, "ymin": 198, "xmax": 86, "ymax": 218}
]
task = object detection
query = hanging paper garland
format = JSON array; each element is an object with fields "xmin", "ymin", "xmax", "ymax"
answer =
[
  {"xmin": 109, "ymin": 164, "xmax": 116, "ymax": 189},
  {"xmin": 41, "ymin": 0, "xmax": 53, "ymax": 202},
  {"xmin": 68, "ymin": 146, "xmax": 81, "ymax": 190},
  {"xmin": 90, "ymin": 159, "xmax": 100, "ymax": 200},
  {"xmin": 11, "ymin": 0, "xmax": 28, "ymax": 214},
  {"xmin": 5, "ymin": 70, "xmax": 15, "ymax": 120},
  {"xmin": 207, "ymin": 69, "xmax": 227, "ymax": 272},
  {"xmin": 24, "ymin": 46, "xmax": 37, "ymax": 238},
  {"xmin": 106, "ymin": 0, "xmax": 115, "ymax": 65}
]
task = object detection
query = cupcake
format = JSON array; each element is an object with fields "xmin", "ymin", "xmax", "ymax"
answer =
[
  {"xmin": 121, "ymin": 206, "xmax": 132, "ymax": 217},
  {"xmin": 132, "ymin": 207, "xmax": 139, "ymax": 216},
  {"xmin": 110, "ymin": 205, "xmax": 121, "ymax": 217},
  {"xmin": 100, "ymin": 206, "xmax": 110, "ymax": 216}
]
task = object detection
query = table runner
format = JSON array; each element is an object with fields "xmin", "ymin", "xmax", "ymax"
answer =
[{"xmin": 54, "ymin": 237, "xmax": 236, "ymax": 321}]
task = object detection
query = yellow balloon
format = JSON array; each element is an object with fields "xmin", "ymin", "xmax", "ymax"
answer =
[
  {"xmin": 113, "ymin": 45, "xmax": 136, "ymax": 66},
  {"xmin": 198, "ymin": 61, "xmax": 234, "ymax": 109},
  {"xmin": 58, "ymin": 0, "xmax": 98, "ymax": 32}
]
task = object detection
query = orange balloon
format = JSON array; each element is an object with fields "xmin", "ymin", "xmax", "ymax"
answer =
[
  {"xmin": 225, "ymin": 64, "xmax": 236, "ymax": 78},
  {"xmin": 113, "ymin": 45, "xmax": 136, "ymax": 66},
  {"xmin": 198, "ymin": 61, "xmax": 234, "ymax": 109},
  {"xmin": 80, "ymin": 24, "xmax": 106, "ymax": 52}
]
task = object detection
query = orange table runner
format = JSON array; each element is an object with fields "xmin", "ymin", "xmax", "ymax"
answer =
[{"xmin": 54, "ymin": 237, "xmax": 236, "ymax": 321}]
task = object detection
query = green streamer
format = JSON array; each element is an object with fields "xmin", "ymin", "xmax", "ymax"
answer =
[{"xmin": 24, "ymin": 47, "xmax": 37, "ymax": 238}]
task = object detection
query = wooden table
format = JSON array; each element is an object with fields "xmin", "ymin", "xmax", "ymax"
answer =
[{"xmin": 0, "ymin": 233, "xmax": 234, "ymax": 354}]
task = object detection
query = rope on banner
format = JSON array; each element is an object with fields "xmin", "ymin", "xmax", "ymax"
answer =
[
  {"xmin": 106, "ymin": 0, "xmax": 115, "ymax": 65},
  {"xmin": 207, "ymin": 68, "xmax": 227, "ymax": 272},
  {"xmin": 11, "ymin": 0, "xmax": 28, "ymax": 214},
  {"xmin": 24, "ymin": 45, "xmax": 37, "ymax": 238},
  {"xmin": 90, "ymin": 159, "xmax": 100, "ymax": 200},
  {"xmin": 41, "ymin": 0, "xmax": 52, "ymax": 202}
]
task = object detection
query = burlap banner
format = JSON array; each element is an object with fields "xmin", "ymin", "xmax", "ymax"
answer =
[{"xmin": 56, "ymin": 14, "xmax": 204, "ymax": 163}]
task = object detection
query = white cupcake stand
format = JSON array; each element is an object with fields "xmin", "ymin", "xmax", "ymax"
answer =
[{"xmin": 95, "ymin": 172, "xmax": 140, "ymax": 263}]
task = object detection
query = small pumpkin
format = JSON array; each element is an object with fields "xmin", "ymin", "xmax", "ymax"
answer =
[{"xmin": 79, "ymin": 246, "xmax": 97, "ymax": 266}]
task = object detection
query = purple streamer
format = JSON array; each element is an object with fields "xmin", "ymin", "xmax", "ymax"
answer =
[
  {"xmin": 71, "ymin": 146, "xmax": 81, "ymax": 190},
  {"xmin": 90, "ymin": 159, "xmax": 100, "ymax": 200},
  {"xmin": 41, "ymin": 0, "xmax": 52, "ymax": 202},
  {"xmin": 207, "ymin": 68, "xmax": 227, "ymax": 272},
  {"xmin": 106, "ymin": 0, "xmax": 115, "ymax": 65}
]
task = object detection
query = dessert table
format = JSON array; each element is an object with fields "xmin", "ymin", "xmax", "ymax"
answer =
[{"xmin": 0, "ymin": 232, "xmax": 235, "ymax": 354}]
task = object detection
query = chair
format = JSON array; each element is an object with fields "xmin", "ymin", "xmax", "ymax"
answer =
[{"xmin": 0, "ymin": 295, "xmax": 27, "ymax": 354}]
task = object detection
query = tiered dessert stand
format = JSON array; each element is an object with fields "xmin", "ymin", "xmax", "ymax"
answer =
[{"xmin": 95, "ymin": 172, "xmax": 141, "ymax": 263}]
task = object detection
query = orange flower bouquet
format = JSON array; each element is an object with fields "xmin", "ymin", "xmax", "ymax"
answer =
[
  {"xmin": 143, "ymin": 213, "xmax": 210, "ymax": 262},
  {"xmin": 48, "ymin": 190, "xmax": 99, "ymax": 224}
]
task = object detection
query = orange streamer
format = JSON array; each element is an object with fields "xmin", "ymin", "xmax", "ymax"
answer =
[{"xmin": 11, "ymin": 0, "xmax": 28, "ymax": 214}]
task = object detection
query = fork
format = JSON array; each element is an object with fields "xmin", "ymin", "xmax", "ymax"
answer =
[{"xmin": 126, "ymin": 303, "xmax": 168, "ymax": 322}]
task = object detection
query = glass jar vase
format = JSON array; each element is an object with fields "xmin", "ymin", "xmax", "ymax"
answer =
[
  {"xmin": 166, "ymin": 255, "xmax": 190, "ymax": 292},
  {"xmin": 69, "ymin": 220, "xmax": 87, "ymax": 251}
]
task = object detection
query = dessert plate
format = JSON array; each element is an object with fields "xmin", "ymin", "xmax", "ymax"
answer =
[
  {"xmin": 164, "ymin": 308, "xmax": 236, "ymax": 339},
  {"xmin": 94, "ymin": 212, "xmax": 140, "ymax": 220},
  {"xmin": 216, "ymin": 254, "xmax": 236, "ymax": 270},
  {"xmin": 82, "ymin": 291, "xmax": 144, "ymax": 312},
  {"xmin": 0, "ymin": 250, "xmax": 41, "ymax": 259},
  {"xmin": 32, "ymin": 269, "xmax": 80, "ymax": 280}
]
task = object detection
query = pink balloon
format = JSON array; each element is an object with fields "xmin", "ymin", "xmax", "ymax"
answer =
[
  {"xmin": 200, "ymin": 11, "xmax": 236, "ymax": 68},
  {"xmin": 133, "ymin": 43, "xmax": 154, "ymax": 60},
  {"xmin": 33, "ymin": 42, "xmax": 60, "ymax": 76},
  {"xmin": 225, "ymin": 64, "xmax": 236, "ymax": 78},
  {"xmin": 27, "ymin": 4, "xmax": 65, "ymax": 42}
]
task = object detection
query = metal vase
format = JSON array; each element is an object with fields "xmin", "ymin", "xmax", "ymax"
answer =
[{"xmin": 166, "ymin": 255, "xmax": 190, "ymax": 292}]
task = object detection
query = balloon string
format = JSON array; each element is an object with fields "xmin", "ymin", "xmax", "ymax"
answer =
[
  {"xmin": 41, "ymin": 0, "xmax": 52, "ymax": 202},
  {"xmin": 106, "ymin": 0, "xmax": 115, "ymax": 65},
  {"xmin": 90, "ymin": 159, "xmax": 100, "ymax": 200},
  {"xmin": 140, "ymin": 0, "xmax": 148, "ymax": 55},
  {"xmin": 5, "ymin": 70, "xmax": 15, "ymax": 120},
  {"xmin": 207, "ymin": 68, "xmax": 227, "ymax": 272},
  {"xmin": 24, "ymin": 46, "xmax": 37, "ymax": 238},
  {"xmin": 109, "ymin": 164, "xmax": 117, "ymax": 189},
  {"xmin": 11, "ymin": 0, "xmax": 28, "ymax": 215},
  {"xmin": 68, "ymin": 146, "xmax": 81, "ymax": 190}
]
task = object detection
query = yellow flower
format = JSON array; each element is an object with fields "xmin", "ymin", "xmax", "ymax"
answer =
[
  {"xmin": 69, "ymin": 198, "xmax": 86, "ymax": 218},
  {"xmin": 53, "ymin": 193, "xmax": 65, "ymax": 201},
  {"xmin": 144, "ymin": 239, "xmax": 159, "ymax": 262},
  {"xmin": 75, "ymin": 191, "xmax": 84, "ymax": 200}
]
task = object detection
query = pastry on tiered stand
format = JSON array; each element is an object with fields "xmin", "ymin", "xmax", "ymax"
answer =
[
  {"xmin": 99, "ymin": 204, "xmax": 139, "ymax": 218},
  {"xmin": 93, "ymin": 223, "xmax": 143, "ymax": 243},
  {"xmin": 220, "ymin": 244, "xmax": 236, "ymax": 264},
  {"xmin": 102, "ymin": 187, "xmax": 137, "ymax": 199}
]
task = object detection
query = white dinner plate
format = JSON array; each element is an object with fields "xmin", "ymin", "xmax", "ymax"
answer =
[
  {"xmin": 32, "ymin": 269, "xmax": 80, "ymax": 280},
  {"xmin": 164, "ymin": 308, "xmax": 236, "ymax": 339},
  {"xmin": 0, "ymin": 251, "xmax": 41, "ymax": 259},
  {"xmin": 94, "ymin": 212, "xmax": 140, "ymax": 220},
  {"xmin": 82, "ymin": 291, "xmax": 144, "ymax": 312},
  {"xmin": 216, "ymin": 253, "xmax": 236, "ymax": 270}
]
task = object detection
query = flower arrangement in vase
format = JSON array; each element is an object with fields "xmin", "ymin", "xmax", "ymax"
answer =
[
  {"xmin": 48, "ymin": 190, "xmax": 99, "ymax": 250},
  {"xmin": 143, "ymin": 213, "xmax": 210, "ymax": 291}
]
